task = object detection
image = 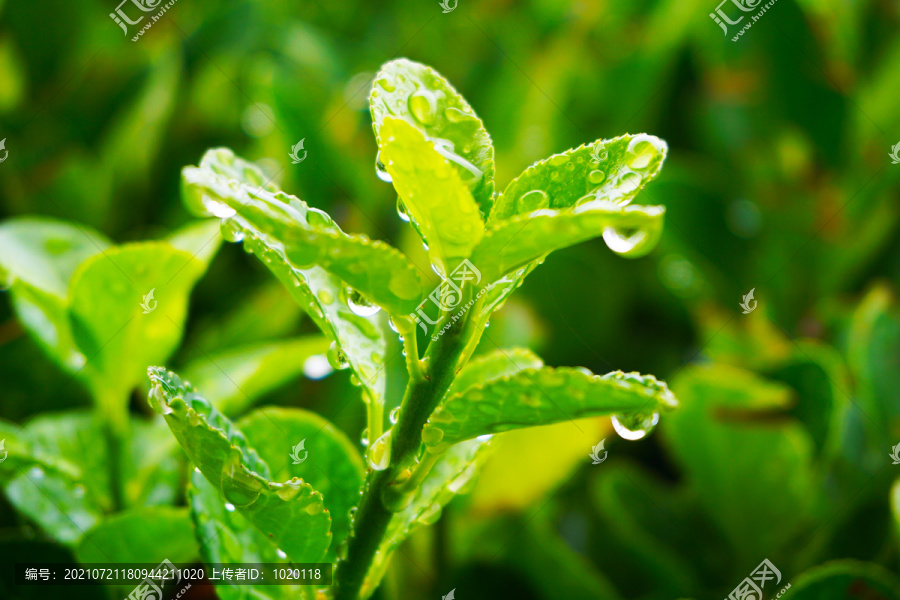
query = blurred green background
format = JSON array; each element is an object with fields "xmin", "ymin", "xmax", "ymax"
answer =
[{"xmin": 2, "ymin": 0, "xmax": 900, "ymax": 598}]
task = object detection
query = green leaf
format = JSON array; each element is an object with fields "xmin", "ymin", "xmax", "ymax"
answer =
[
  {"xmin": 370, "ymin": 58, "xmax": 496, "ymax": 217},
  {"xmin": 5, "ymin": 467, "xmax": 101, "ymax": 545},
  {"xmin": 0, "ymin": 217, "xmax": 112, "ymax": 371},
  {"xmin": 189, "ymin": 471, "xmax": 310, "ymax": 600},
  {"xmin": 422, "ymin": 368, "xmax": 678, "ymax": 452},
  {"xmin": 471, "ymin": 201, "xmax": 665, "ymax": 286},
  {"xmin": 238, "ymin": 407, "xmax": 365, "ymax": 560},
  {"xmin": 488, "ymin": 133, "xmax": 668, "ymax": 224},
  {"xmin": 181, "ymin": 149, "xmax": 387, "ymax": 408},
  {"xmin": 182, "ymin": 153, "xmax": 428, "ymax": 315},
  {"xmin": 127, "ymin": 419, "xmax": 181, "ymax": 508},
  {"xmin": 781, "ymin": 560, "xmax": 900, "ymax": 600},
  {"xmin": 68, "ymin": 241, "xmax": 215, "ymax": 422},
  {"xmin": 377, "ymin": 117, "xmax": 485, "ymax": 273},
  {"xmin": 75, "ymin": 506, "xmax": 197, "ymax": 564},
  {"xmin": 664, "ymin": 365, "xmax": 817, "ymax": 565},
  {"xmin": 182, "ymin": 335, "xmax": 331, "ymax": 415},
  {"xmin": 447, "ymin": 347, "xmax": 544, "ymax": 396},
  {"xmin": 148, "ymin": 367, "xmax": 332, "ymax": 563}
]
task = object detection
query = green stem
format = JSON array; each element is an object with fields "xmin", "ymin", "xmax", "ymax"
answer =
[
  {"xmin": 99, "ymin": 393, "xmax": 129, "ymax": 512},
  {"xmin": 334, "ymin": 311, "xmax": 475, "ymax": 600}
]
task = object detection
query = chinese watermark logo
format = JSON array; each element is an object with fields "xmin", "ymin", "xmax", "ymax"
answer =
[
  {"xmin": 727, "ymin": 559, "xmax": 790, "ymax": 600},
  {"xmin": 710, "ymin": 0, "xmax": 780, "ymax": 41},
  {"xmin": 890, "ymin": 142, "xmax": 900, "ymax": 165},
  {"xmin": 0, "ymin": 439, "xmax": 7, "ymax": 464},
  {"xmin": 125, "ymin": 559, "xmax": 190, "ymax": 600},
  {"xmin": 0, "ymin": 138, "xmax": 8, "ymax": 163},
  {"xmin": 740, "ymin": 288, "xmax": 757, "ymax": 314},
  {"xmin": 140, "ymin": 289, "xmax": 157, "ymax": 314},
  {"xmin": 290, "ymin": 439, "xmax": 308, "ymax": 464},
  {"xmin": 439, "ymin": 0, "xmax": 457, "ymax": 13},
  {"xmin": 442, "ymin": 589, "xmax": 456, "ymax": 600},
  {"xmin": 289, "ymin": 139, "xmax": 307, "ymax": 164},
  {"xmin": 589, "ymin": 439, "xmax": 608, "ymax": 464},
  {"xmin": 890, "ymin": 443, "xmax": 900, "ymax": 465},
  {"xmin": 110, "ymin": 0, "xmax": 181, "ymax": 42}
]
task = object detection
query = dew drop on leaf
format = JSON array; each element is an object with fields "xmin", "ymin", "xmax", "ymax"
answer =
[
  {"xmin": 408, "ymin": 90, "xmax": 437, "ymax": 124},
  {"xmin": 625, "ymin": 135, "xmax": 663, "ymax": 170},
  {"xmin": 396, "ymin": 198, "xmax": 411, "ymax": 222},
  {"xmin": 611, "ymin": 410, "xmax": 660, "ymax": 440},
  {"xmin": 306, "ymin": 208, "xmax": 333, "ymax": 229},
  {"xmin": 588, "ymin": 170, "xmax": 606, "ymax": 184},
  {"xmin": 602, "ymin": 227, "xmax": 647, "ymax": 255},
  {"xmin": 347, "ymin": 289, "xmax": 381, "ymax": 317},
  {"xmin": 220, "ymin": 217, "xmax": 245, "ymax": 243},
  {"xmin": 517, "ymin": 189, "xmax": 550, "ymax": 213},
  {"xmin": 326, "ymin": 341, "xmax": 350, "ymax": 370},
  {"xmin": 360, "ymin": 428, "xmax": 370, "ymax": 447},
  {"xmin": 417, "ymin": 503, "xmax": 442, "ymax": 525},
  {"xmin": 375, "ymin": 151, "xmax": 393, "ymax": 183},
  {"xmin": 317, "ymin": 289, "xmax": 335, "ymax": 304},
  {"xmin": 389, "ymin": 407, "xmax": 400, "ymax": 424},
  {"xmin": 276, "ymin": 549, "xmax": 287, "ymax": 559}
]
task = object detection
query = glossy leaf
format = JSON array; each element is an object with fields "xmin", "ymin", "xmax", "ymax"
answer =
[
  {"xmin": 182, "ymin": 335, "xmax": 331, "ymax": 415},
  {"xmin": 182, "ymin": 153, "xmax": 428, "ymax": 315},
  {"xmin": 148, "ymin": 367, "xmax": 333, "ymax": 563},
  {"xmin": 238, "ymin": 407, "xmax": 365, "ymax": 560},
  {"xmin": 664, "ymin": 365, "xmax": 817, "ymax": 566},
  {"xmin": 189, "ymin": 471, "xmax": 310, "ymax": 600},
  {"xmin": 370, "ymin": 58, "xmax": 496, "ymax": 216},
  {"xmin": 422, "ymin": 368, "xmax": 678, "ymax": 452},
  {"xmin": 75, "ymin": 506, "xmax": 197, "ymax": 564},
  {"xmin": 182, "ymin": 149, "xmax": 387, "ymax": 408},
  {"xmin": 69, "ymin": 240, "xmax": 217, "ymax": 423},
  {"xmin": 488, "ymin": 133, "xmax": 668, "ymax": 224},
  {"xmin": 377, "ymin": 117, "xmax": 485, "ymax": 272},
  {"xmin": 471, "ymin": 201, "xmax": 665, "ymax": 286},
  {"xmin": 0, "ymin": 217, "xmax": 112, "ymax": 371},
  {"xmin": 447, "ymin": 347, "xmax": 543, "ymax": 397}
]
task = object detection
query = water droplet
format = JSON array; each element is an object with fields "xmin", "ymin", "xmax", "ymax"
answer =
[
  {"xmin": 221, "ymin": 454, "xmax": 263, "ymax": 507},
  {"xmin": 376, "ymin": 78, "xmax": 395, "ymax": 92},
  {"xmin": 611, "ymin": 411, "xmax": 660, "ymax": 441},
  {"xmin": 375, "ymin": 152, "xmax": 393, "ymax": 183},
  {"xmin": 303, "ymin": 355, "xmax": 333, "ymax": 380},
  {"xmin": 602, "ymin": 227, "xmax": 647, "ymax": 255},
  {"xmin": 306, "ymin": 502, "xmax": 324, "ymax": 515},
  {"xmin": 348, "ymin": 289, "xmax": 381, "ymax": 317},
  {"xmin": 517, "ymin": 189, "xmax": 550, "ymax": 213},
  {"xmin": 421, "ymin": 426, "xmax": 444, "ymax": 447},
  {"xmin": 224, "ymin": 502, "xmax": 236, "ymax": 512},
  {"xmin": 445, "ymin": 106, "xmax": 468, "ymax": 122},
  {"xmin": 220, "ymin": 217, "xmax": 245, "ymax": 243},
  {"xmin": 202, "ymin": 197, "xmax": 237, "ymax": 219},
  {"xmin": 389, "ymin": 407, "xmax": 400, "ymax": 424},
  {"xmin": 360, "ymin": 428, "xmax": 370, "ymax": 447},
  {"xmin": 306, "ymin": 208, "xmax": 333, "ymax": 229},
  {"xmin": 276, "ymin": 548, "xmax": 288, "ymax": 559},
  {"xmin": 396, "ymin": 198, "xmax": 411, "ymax": 222},
  {"xmin": 616, "ymin": 171, "xmax": 642, "ymax": 199},
  {"xmin": 588, "ymin": 170, "xmax": 606, "ymax": 185},
  {"xmin": 326, "ymin": 342, "xmax": 350, "ymax": 370},
  {"xmin": 317, "ymin": 289, "xmax": 335, "ymax": 304},
  {"xmin": 625, "ymin": 135, "xmax": 663, "ymax": 170},
  {"xmin": 366, "ymin": 430, "xmax": 392, "ymax": 471},
  {"xmin": 408, "ymin": 90, "xmax": 437, "ymax": 124}
]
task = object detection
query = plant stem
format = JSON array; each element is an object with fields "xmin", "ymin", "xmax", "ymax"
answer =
[{"xmin": 334, "ymin": 312, "xmax": 474, "ymax": 600}]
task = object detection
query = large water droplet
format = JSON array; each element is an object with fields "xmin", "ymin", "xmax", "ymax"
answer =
[
  {"xmin": 366, "ymin": 431, "xmax": 392, "ymax": 471},
  {"xmin": 202, "ymin": 197, "xmax": 237, "ymax": 219},
  {"xmin": 611, "ymin": 410, "xmax": 659, "ymax": 440},
  {"xmin": 625, "ymin": 135, "xmax": 662, "ymax": 170},
  {"xmin": 326, "ymin": 341, "xmax": 350, "ymax": 370},
  {"xmin": 347, "ymin": 289, "xmax": 381, "ymax": 317},
  {"xmin": 588, "ymin": 170, "xmax": 606, "ymax": 185},
  {"xmin": 376, "ymin": 78, "xmax": 395, "ymax": 92},
  {"xmin": 602, "ymin": 227, "xmax": 647, "ymax": 255},
  {"xmin": 517, "ymin": 189, "xmax": 550, "ymax": 213},
  {"xmin": 360, "ymin": 428, "xmax": 370, "ymax": 447},
  {"xmin": 408, "ymin": 90, "xmax": 437, "ymax": 124},
  {"xmin": 616, "ymin": 171, "xmax": 642, "ymax": 199},
  {"xmin": 375, "ymin": 152, "xmax": 393, "ymax": 183},
  {"xmin": 306, "ymin": 208, "xmax": 333, "ymax": 229},
  {"xmin": 221, "ymin": 455, "xmax": 263, "ymax": 507},
  {"xmin": 389, "ymin": 407, "xmax": 400, "ymax": 424},
  {"xmin": 396, "ymin": 198, "xmax": 411, "ymax": 222},
  {"xmin": 221, "ymin": 217, "xmax": 245, "ymax": 243}
]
